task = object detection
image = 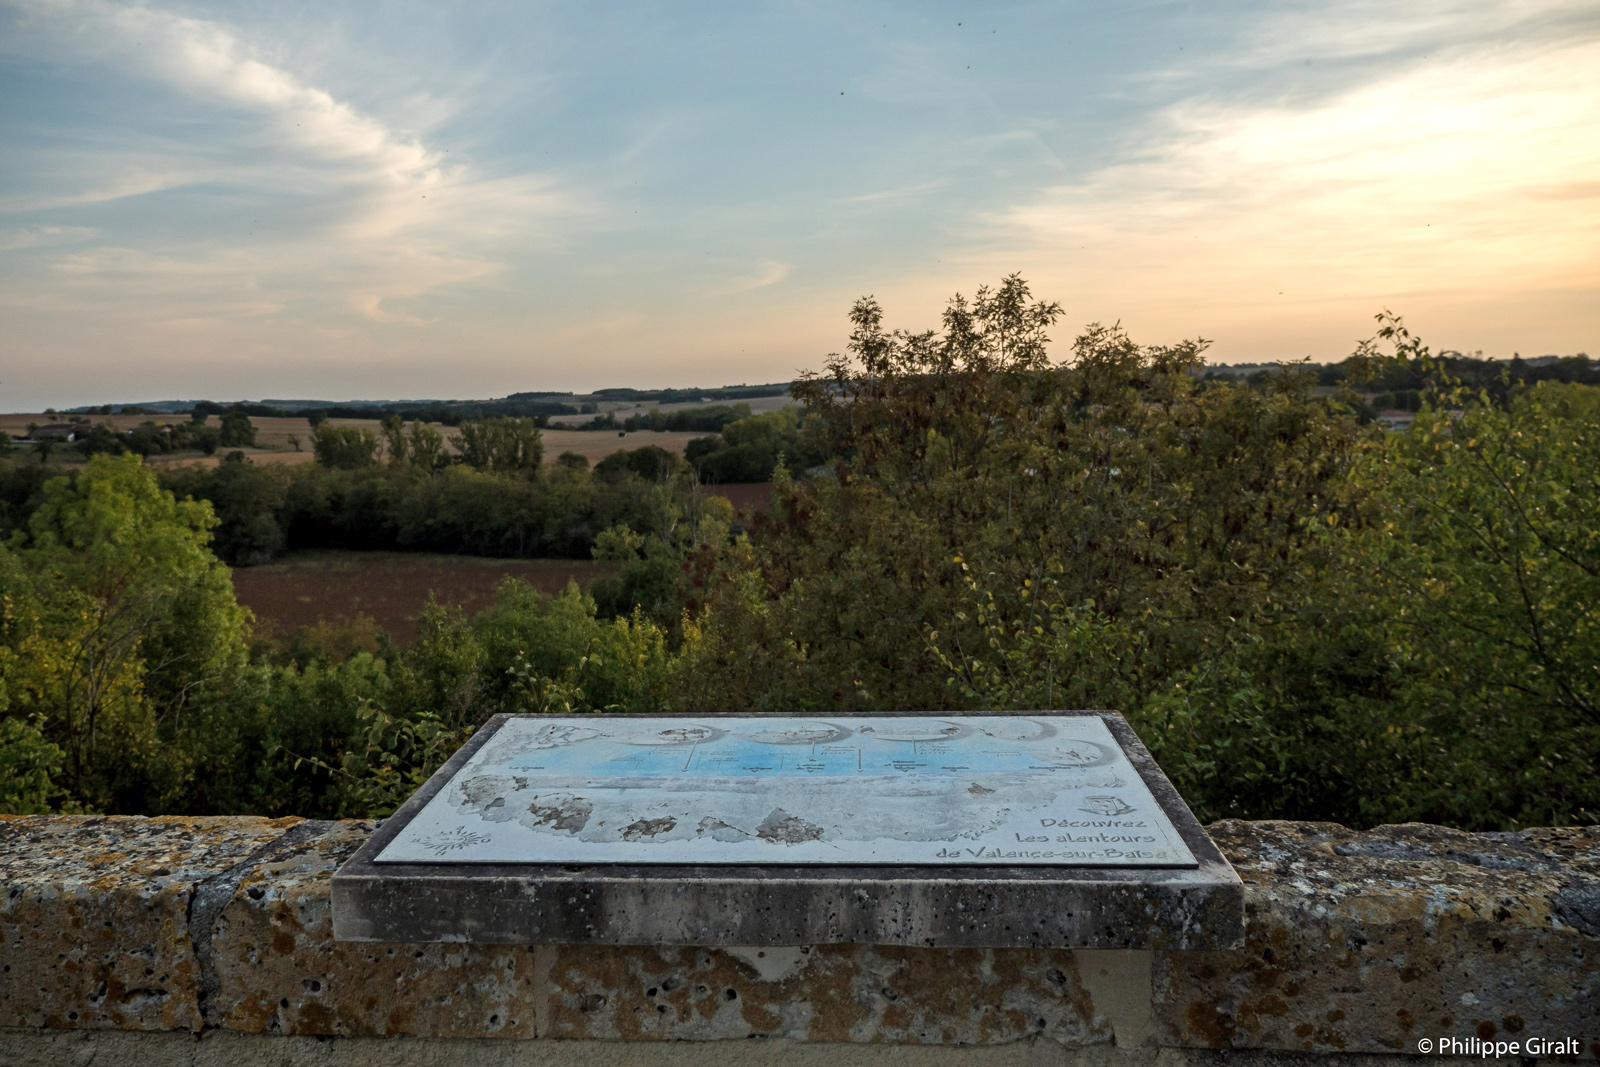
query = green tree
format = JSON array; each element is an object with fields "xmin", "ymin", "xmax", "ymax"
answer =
[
  {"xmin": 594, "ymin": 444, "xmax": 683, "ymax": 483},
  {"xmin": 679, "ymin": 278, "xmax": 1382, "ymax": 815},
  {"xmin": 218, "ymin": 408, "xmax": 258, "ymax": 448},
  {"xmin": 172, "ymin": 420, "xmax": 222, "ymax": 455},
  {"xmin": 0, "ymin": 454, "xmax": 251, "ymax": 811},
  {"xmin": 451, "ymin": 416, "xmax": 544, "ymax": 475},
  {"xmin": 1335, "ymin": 344, "xmax": 1600, "ymax": 826},
  {"xmin": 382, "ymin": 415, "xmax": 451, "ymax": 471},
  {"xmin": 311, "ymin": 423, "xmax": 380, "ymax": 469},
  {"xmin": 73, "ymin": 423, "xmax": 127, "ymax": 458},
  {"xmin": 686, "ymin": 407, "xmax": 825, "ymax": 483},
  {"xmin": 189, "ymin": 454, "xmax": 286, "ymax": 565}
]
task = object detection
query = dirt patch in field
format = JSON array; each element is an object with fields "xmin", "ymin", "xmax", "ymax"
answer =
[{"xmin": 231, "ymin": 550, "xmax": 615, "ymax": 645}]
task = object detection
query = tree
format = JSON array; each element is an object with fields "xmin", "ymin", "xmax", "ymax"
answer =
[
  {"xmin": 311, "ymin": 423, "xmax": 380, "ymax": 469},
  {"xmin": 0, "ymin": 715, "xmax": 63, "ymax": 814},
  {"xmin": 1338, "ymin": 339, "xmax": 1600, "ymax": 826},
  {"xmin": 450, "ymin": 417, "xmax": 544, "ymax": 476},
  {"xmin": 0, "ymin": 454, "xmax": 251, "ymax": 811},
  {"xmin": 172, "ymin": 420, "xmax": 222, "ymax": 455},
  {"xmin": 594, "ymin": 445, "xmax": 682, "ymax": 483},
  {"xmin": 192, "ymin": 454, "xmax": 286, "ymax": 565},
  {"xmin": 219, "ymin": 408, "xmax": 257, "ymax": 448},
  {"xmin": 677, "ymin": 277, "xmax": 1388, "ymax": 822},
  {"xmin": 73, "ymin": 423, "xmax": 127, "ymax": 458},
  {"xmin": 382, "ymin": 415, "xmax": 451, "ymax": 471}
]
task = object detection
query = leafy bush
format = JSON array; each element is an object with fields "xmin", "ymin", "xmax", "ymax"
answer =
[{"xmin": 0, "ymin": 715, "xmax": 63, "ymax": 814}]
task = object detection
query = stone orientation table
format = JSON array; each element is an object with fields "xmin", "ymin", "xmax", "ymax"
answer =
[{"xmin": 331, "ymin": 712, "xmax": 1243, "ymax": 948}]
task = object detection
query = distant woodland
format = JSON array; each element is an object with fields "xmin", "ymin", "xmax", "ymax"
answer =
[{"xmin": 0, "ymin": 277, "xmax": 1595, "ymax": 835}]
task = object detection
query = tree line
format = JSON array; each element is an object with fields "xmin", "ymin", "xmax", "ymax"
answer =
[{"xmin": 0, "ymin": 276, "xmax": 1594, "ymax": 831}]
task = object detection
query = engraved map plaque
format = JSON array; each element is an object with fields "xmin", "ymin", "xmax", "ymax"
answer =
[{"xmin": 375, "ymin": 714, "xmax": 1199, "ymax": 867}]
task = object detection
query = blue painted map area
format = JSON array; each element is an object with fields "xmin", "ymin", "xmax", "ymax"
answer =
[{"xmin": 501, "ymin": 718, "xmax": 1116, "ymax": 780}]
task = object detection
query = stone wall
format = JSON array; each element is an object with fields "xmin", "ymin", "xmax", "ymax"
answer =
[{"xmin": 2, "ymin": 815, "xmax": 1595, "ymax": 1064}]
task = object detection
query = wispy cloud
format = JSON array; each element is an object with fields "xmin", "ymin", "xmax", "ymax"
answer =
[
  {"xmin": 841, "ymin": 180, "xmax": 948, "ymax": 204},
  {"xmin": 712, "ymin": 259, "xmax": 791, "ymax": 296},
  {"xmin": 0, "ymin": 0, "xmax": 1593, "ymax": 406},
  {"xmin": 0, "ymin": 169, "xmax": 194, "ymax": 213},
  {"xmin": 0, "ymin": 0, "xmax": 579, "ymax": 326},
  {"xmin": 0, "ymin": 224, "xmax": 97, "ymax": 251},
  {"xmin": 986, "ymin": 0, "xmax": 1600, "ymax": 353}
]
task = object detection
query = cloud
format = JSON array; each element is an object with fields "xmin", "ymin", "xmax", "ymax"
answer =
[
  {"xmin": 0, "ymin": 169, "xmax": 196, "ymax": 213},
  {"xmin": 841, "ymin": 180, "xmax": 948, "ymax": 204},
  {"xmin": 713, "ymin": 260, "xmax": 791, "ymax": 296},
  {"xmin": 985, "ymin": 1, "xmax": 1600, "ymax": 352},
  {"xmin": 0, "ymin": 224, "xmax": 97, "ymax": 251},
  {"xmin": 355, "ymin": 294, "xmax": 435, "ymax": 327},
  {"xmin": 1229, "ymin": 0, "xmax": 1597, "ymax": 68},
  {"xmin": 0, "ymin": 0, "xmax": 579, "ymax": 326}
]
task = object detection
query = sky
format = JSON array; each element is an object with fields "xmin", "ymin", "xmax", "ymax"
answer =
[{"xmin": 1, "ymin": 0, "xmax": 1597, "ymax": 409}]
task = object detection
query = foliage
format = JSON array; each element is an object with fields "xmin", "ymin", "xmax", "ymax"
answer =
[
  {"xmin": 594, "ymin": 444, "xmax": 684, "ymax": 483},
  {"xmin": 181, "ymin": 453, "xmax": 286, "ymax": 565},
  {"xmin": 686, "ymin": 407, "xmax": 827, "ymax": 483},
  {"xmin": 0, "ymin": 715, "xmax": 64, "ymax": 815},
  {"xmin": 381, "ymin": 416, "xmax": 450, "ymax": 471},
  {"xmin": 146, "ymin": 438, "xmax": 698, "ymax": 566},
  {"xmin": 0, "ymin": 463, "xmax": 55, "ymax": 539},
  {"xmin": 218, "ymin": 408, "xmax": 258, "ymax": 448},
  {"xmin": 617, "ymin": 403, "xmax": 751, "ymax": 433},
  {"xmin": 295, "ymin": 702, "xmax": 472, "ymax": 819},
  {"xmin": 1335, "ymin": 376, "xmax": 1600, "ymax": 826},
  {"xmin": 311, "ymin": 424, "xmax": 380, "ymax": 469},
  {"xmin": 683, "ymin": 277, "xmax": 1360, "ymax": 718},
  {"xmin": 0, "ymin": 455, "xmax": 252, "ymax": 812},
  {"xmin": 1, "ymin": 280, "xmax": 1593, "ymax": 833},
  {"xmin": 450, "ymin": 416, "xmax": 544, "ymax": 475}
]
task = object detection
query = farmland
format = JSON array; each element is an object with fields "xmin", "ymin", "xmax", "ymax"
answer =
[
  {"xmin": 544, "ymin": 393, "xmax": 797, "ymax": 427},
  {"xmin": 231, "ymin": 550, "xmax": 616, "ymax": 645},
  {"xmin": 0, "ymin": 411, "xmax": 707, "ymax": 470}
]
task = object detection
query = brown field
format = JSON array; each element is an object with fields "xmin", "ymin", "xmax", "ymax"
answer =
[
  {"xmin": 231, "ymin": 550, "xmax": 615, "ymax": 645},
  {"xmin": 542, "ymin": 428, "xmax": 704, "ymax": 465}
]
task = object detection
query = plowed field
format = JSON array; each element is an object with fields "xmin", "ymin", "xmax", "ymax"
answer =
[{"xmin": 231, "ymin": 551, "xmax": 614, "ymax": 645}]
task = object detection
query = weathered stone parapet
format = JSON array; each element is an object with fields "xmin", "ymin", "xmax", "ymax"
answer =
[
  {"xmin": 1157, "ymin": 821, "xmax": 1599, "ymax": 1055},
  {"xmin": 2, "ymin": 814, "xmax": 1596, "ymax": 1059}
]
